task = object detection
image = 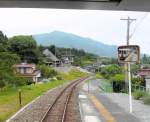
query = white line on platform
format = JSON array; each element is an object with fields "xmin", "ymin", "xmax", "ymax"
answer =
[{"xmin": 84, "ymin": 116, "xmax": 101, "ymax": 122}]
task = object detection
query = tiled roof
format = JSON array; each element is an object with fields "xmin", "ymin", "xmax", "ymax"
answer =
[
  {"xmin": 16, "ymin": 70, "xmax": 41, "ymax": 77},
  {"xmin": 43, "ymin": 49, "xmax": 59, "ymax": 61},
  {"xmin": 13, "ymin": 63, "xmax": 36, "ymax": 68},
  {"xmin": 137, "ymin": 69, "xmax": 150, "ymax": 76}
]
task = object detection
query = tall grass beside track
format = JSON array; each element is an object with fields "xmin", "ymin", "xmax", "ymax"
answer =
[{"xmin": 0, "ymin": 69, "xmax": 88, "ymax": 122}]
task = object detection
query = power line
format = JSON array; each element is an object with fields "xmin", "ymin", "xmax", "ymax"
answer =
[
  {"xmin": 129, "ymin": 13, "xmax": 149, "ymax": 40},
  {"xmin": 120, "ymin": 16, "xmax": 136, "ymax": 45}
]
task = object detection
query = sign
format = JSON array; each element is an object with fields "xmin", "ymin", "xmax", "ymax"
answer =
[{"xmin": 118, "ymin": 45, "xmax": 140, "ymax": 63}]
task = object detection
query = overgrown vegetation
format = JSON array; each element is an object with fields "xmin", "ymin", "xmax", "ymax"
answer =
[
  {"xmin": 133, "ymin": 90, "xmax": 148, "ymax": 100},
  {"xmin": 143, "ymin": 95, "xmax": 150, "ymax": 105},
  {"xmin": 38, "ymin": 64, "xmax": 57, "ymax": 78},
  {"xmin": 0, "ymin": 69, "xmax": 87, "ymax": 121}
]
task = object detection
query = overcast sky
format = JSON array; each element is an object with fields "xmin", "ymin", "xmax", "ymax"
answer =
[{"xmin": 0, "ymin": 8, "xmax": 149, "ymax": 54}]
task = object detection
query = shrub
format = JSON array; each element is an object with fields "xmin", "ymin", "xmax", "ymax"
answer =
[
  {"xmin": 0, "ymin": 80, "xmax": 5, "ymax": 91},
  {"xmin": 56, "ymin": 76, "xmax": 62, "ymax": 80},
  {"xmin": 143, "ymin": 96, "xmax": 150, "ymax": 105},
  {"xmin": 133, "ymin": 90, "xmax": 148, "ymax": 100},
  {"xmin": 96, "ymin": 73, "xmax": 103, "ymax": 79},
  {"xmin": 38, "ymin": 65, "xmax": 57, "ymax": 78}
]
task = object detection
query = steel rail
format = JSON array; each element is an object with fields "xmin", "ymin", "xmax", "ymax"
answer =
[{"xmin": 40, "ymin": 77, "xmax": 88, "ymax": 122}]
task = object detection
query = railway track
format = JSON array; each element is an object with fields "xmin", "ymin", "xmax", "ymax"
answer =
[{"xmin": 40, "ymin": 77, "xmax": 88, "ymax": 122}]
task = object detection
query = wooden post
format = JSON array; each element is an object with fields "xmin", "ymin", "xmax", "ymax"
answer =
[{"xmin": 18, "ymin": 89, "xmax": 22, "ymax": 107}]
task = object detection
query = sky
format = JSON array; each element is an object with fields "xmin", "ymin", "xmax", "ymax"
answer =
[{"xmin": 0, "ymin": 8, "xmax": 149, "ymax": 54}]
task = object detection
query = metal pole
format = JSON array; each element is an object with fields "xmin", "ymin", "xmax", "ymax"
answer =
[
  {"xmin": 128, "ymin": 62, "xmax": 132, "ymax": 113},
  {"xmin": 88, "ymin": 81, "xmax": 90, "ymax": 94}
]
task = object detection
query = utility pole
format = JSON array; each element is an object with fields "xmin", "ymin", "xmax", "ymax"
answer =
[
  {"xmin": 55, "ymin": 45, "xmax": 57, "ymax": 67},
  {"xmin": 121, "ymin": 16, "xmax": 136, "ymax": 45},
  {"xmin": 121, "ymin": 16, "xmax": 136, "ymax": 113}
]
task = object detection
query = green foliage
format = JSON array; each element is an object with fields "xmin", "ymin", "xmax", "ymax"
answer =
[
  {"xmin": 0, "ymin": 31, "xmax": 8, "ymax": 52},
  {"xmin": 0, "ymin": 52, "xmax": 28, "ymax": 87},
  {"xmin": 141, "ymin": 54, "xmax": 150, "ymax": 64},
  {"xmin": 98, "ymin": 79, "xmax": 113, "ymax": 92},
  {"xmin": 111, "ymin": 74, "xmax": 125, "ymax": 83},
  {"xmin": 8, "ymin": 35, "xmax": 40, "ymax": 63},
  {"xmin": 143, "ymin": 95, "xmax": 150, "ymax": 105},
  {"xmin": 0, "ymin": 79, "xmax": 67, "ymax": 121},
  {"xmin": 133, "ymin": 90, "xmax": 148, "ymax": 100},
  {"xmin": 96, "ymin": 73, "xmax": 103, "ymax": 79},
  {"xmin": 100, "ymin": 64, "xmax": 122, "ymax": 79},
  {"xmin": 0, "ymin": 80, "xmax": 5, "ymax": 90},
  {"xmin": 131, "ymin": 64, "xmax": 140, "ymax": 75},
  {"xmin": 38, "ymin": 65, "xmax": 57, "ymax": 78},
  {"xmin": 131, "ymin": 77, "xmax": 144, "ymax": 86},
  {"xmin": 0, "ymin": 31, "xmax": 8, "ymax": 43},
  {"xmin": 58, "ymin": 69, "xmax": 88, "ymax": 81},
  {"xmin": 8, "ymin": 36, "xmax": 36, "ymax": 51}
]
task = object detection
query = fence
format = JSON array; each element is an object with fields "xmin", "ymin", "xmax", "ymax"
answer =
[{"xmin": 132, "ymin": 84, "xmax": 150, "ymax": 94}]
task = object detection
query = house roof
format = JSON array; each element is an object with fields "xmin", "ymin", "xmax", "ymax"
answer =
[
  {"xmin": 43, "ymin": 49, "xmax": 59, "ymax": 62},
  {"xmin": 13, "ymin": 63, "xmax": 36, "ymax": 68},
  {"xmin": 17, "ymin": 70, "xmax": 41, "ymax": 77},
  {"xmin": 137, "ymin": 69, "xmax": 150, "ymax": 76}
]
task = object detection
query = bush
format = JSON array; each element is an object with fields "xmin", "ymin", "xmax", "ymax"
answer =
[
  {"xmin": 133, "ymin": 90, "xmax": 148, "ymax": 100},
  {"xmin": 143, "ymin": 96, "xmax": 150, "ymax": 105},
  {"xmin": 38, "ymin": 65, "xmax": 57, "ymax": 78},
  {"xmin": 96, "ymin": 73, "xmax": 103, "ymax": 79},
  {"xmin": 56, "ymin": 76, "xmax": 62, "ymax": 80},
  {"xmin": 0, "ymin": 80, "xmax": 5, "ymax": 91}
]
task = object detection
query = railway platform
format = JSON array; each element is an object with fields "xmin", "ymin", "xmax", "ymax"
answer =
[{"xmin": 79, "ymin": 79, "xmax": 142, "ymax": 122}]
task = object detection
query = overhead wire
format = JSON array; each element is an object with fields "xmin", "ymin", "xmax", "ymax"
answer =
[{"xmin": 129, "ymin": 12, "xmax": 149, "ymax": 41}]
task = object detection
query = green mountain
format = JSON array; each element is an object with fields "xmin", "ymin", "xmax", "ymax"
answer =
[{"xmin": 33, "ymin": 31, "xmax": 117, "ymax": 57}]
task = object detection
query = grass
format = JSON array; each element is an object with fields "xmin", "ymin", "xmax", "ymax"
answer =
[
  {"xmin": 98, "ymin": 79, "xmax": 113, "ymax": 92},
  {"xmin": 143, "ymin": 95, "xmax": 150, "ymax": 105},
  {"xmin": 95, "ymin": 73, "xmax": 103, "ymax": 79},
  {"xmin": 0, "ymin": 69, "xmax": 88, "ymax": 122},
  {"xmin": 133, "ymin": 90, "xmax": 148, "ymax": 100},
  {"xmin": 0, "ymin": 80, "xmax": 66, "ymax": 122}
]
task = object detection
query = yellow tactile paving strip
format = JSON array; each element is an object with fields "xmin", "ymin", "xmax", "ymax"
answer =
[{"xmin": 90, "ymin": 95, "xmax": 117, "ymax": 122}]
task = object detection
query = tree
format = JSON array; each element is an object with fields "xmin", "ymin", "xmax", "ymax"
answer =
[
  {"xmin": 100, "ymin": 64, "xmax": 122, "ymax": 79},
  {"xmin": 111, "ymin": 74, "xmax": 125, "ymax": 83},
  {"xmin": 38, "ymin": 65, "xmax": 57, "ymax": 78},
  {"xmin": 0, "ymin": 80, "xmax": 5, "ymax": 91},
  {"xmin": 8, "ymin": 36, "xmax": 36, "ymax": 52},
  {"xmin": 0, "ymin": 52, "xmax": 26, "ymax": 86},
  {"xmin": 0, "ymin": 31, "xmax": 8, "ymax": 52},
  {"xmin": 48, "ymin": 45, "xmax": 56, "ymax": 55},
  {"xmin": 8, "ymin": 35, "xmax": 39, "ymax": 63},
  {"xmin": 0, "ymin": 31, "xmax": 8, "ymax": 43}
]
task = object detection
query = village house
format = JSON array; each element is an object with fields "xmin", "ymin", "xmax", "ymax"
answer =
[
  {"xmin": 43, "ymin": 49, "xmax": 61, "ymax": 67},
  {"xmin": 61, "ymin": 54, "xmax": 74, "ymax": 65},
  {"xmin": 137, "ymin": 69, "xmax": 150, "ymax": 94},
  {"xmin": 13, "ymin": 63, "xmax": 41, "ymax": 83}
]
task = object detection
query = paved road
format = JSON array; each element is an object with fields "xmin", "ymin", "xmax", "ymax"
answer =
[{"xmin": 79, "ymin": 79, "xmax": 142, "ymax": 122}]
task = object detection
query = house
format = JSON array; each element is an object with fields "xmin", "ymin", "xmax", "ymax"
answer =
[
  {"xmin": 13, "ymin": 63, "xmax": 41, "ymax": 83},
  {"xmin": 137, "ymin": 69, "xmax": 150, "ymax": 93},
  {"xmin": 43, "ymin": 49, "xmax": 61, "ymax": 67},
  {"xmin": 61, "ymin": 54, "xmax": 74, "ymax": 65}
]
